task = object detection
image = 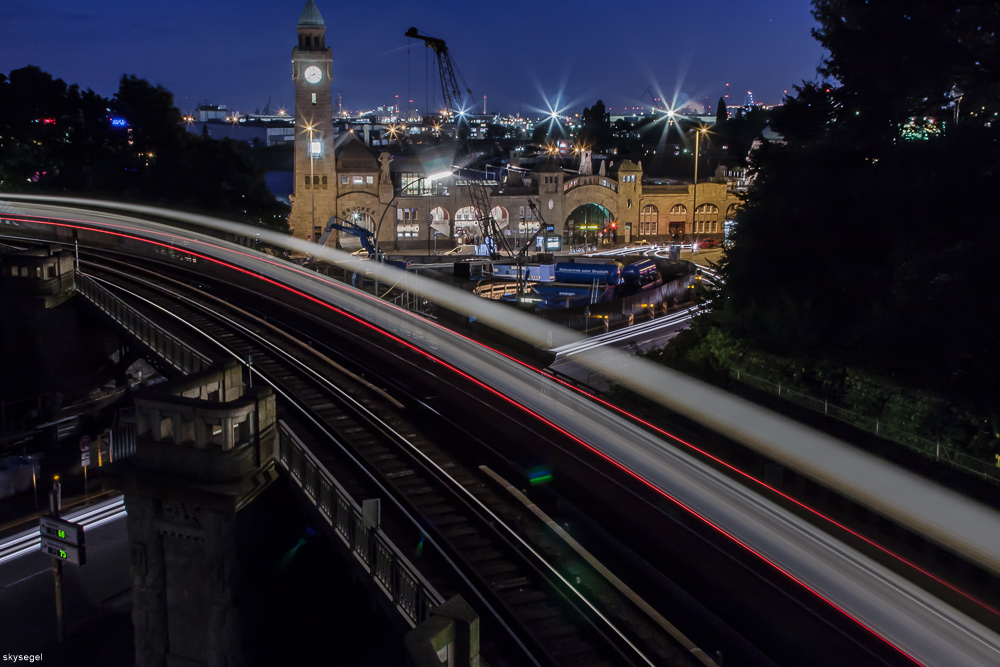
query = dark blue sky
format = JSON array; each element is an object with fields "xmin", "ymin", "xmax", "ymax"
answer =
[{"xmin": 1, "ymin": 0, "xmax": 825, "ymax": 117}]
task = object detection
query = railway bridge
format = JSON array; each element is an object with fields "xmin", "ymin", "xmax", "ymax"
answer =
[{"xmin": 2, "ymin": 196, "xmax": 1000, "ymax": 667}]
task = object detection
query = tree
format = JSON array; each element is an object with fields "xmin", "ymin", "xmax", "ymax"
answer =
[
  {"xmin": 577, "ymin": 100, "xmax": 612, "ymax": 151},
  {"xmin": 485, "ymin": 123, "xmax": 507, "ymax": 140},
  {"xmin": 704, "ymin": 0, "xmax": 1000, "ymax": 414},
  {"xmin": 715, "ymin": 97, "xmax": 728, "ymax": 125},
  {"xmin": 530, "ymin": 122, "xmax": 549, "ymax": 145},
  {"xmin": 0, "ymin": 67, "xmax": 289, "ymax": 231},
  {"xmin": 810, "ymin": 0, "xmax": 1000, "ymax": 141}
]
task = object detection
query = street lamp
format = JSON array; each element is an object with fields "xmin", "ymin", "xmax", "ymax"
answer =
[
  {"xmin": 691, "ymin": 126, "xmax": 708, "ymax": 246},
  {"xmin": 304, "ymin": 124, "xmax": 316, "ymax": 239}
]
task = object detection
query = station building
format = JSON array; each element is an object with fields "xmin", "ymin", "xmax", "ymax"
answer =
[{"xmin": 287, "ymin": 1, "xmax": 739, "ymax": 252}]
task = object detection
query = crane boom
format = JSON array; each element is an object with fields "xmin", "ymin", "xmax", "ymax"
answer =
[{"xmin": 404, "ymin": 26, "xmax": 471, "ymax": 113}]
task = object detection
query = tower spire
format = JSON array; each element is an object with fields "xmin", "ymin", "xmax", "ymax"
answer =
[{"xmin": 297, "ymin": 0, "xmax": 325, "ymax": 28}]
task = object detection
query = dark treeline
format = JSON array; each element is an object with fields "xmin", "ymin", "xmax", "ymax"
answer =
[
  {"xmin": 0, "ymin": 66, "xmax": 288, "ymax": 230},
  {"xmin": 672, "ymin": 1, "xmax": 1000, "ymax": 452}
]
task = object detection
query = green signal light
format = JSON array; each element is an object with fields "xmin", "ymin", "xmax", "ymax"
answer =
[
  {"xmin": 58, "ymin": 529, "xmax": 66, "ymax": 539},
  {"xmin": 59, "ymin": 550, "xmax": 67, "ymax": 559}
]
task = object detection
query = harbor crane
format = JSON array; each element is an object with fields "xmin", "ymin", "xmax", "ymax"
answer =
[{"xmin": 404, "ymin": 27, "xmax": 471, "ymax": 114}]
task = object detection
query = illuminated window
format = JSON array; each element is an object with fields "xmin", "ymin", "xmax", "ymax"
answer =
[
  {"xmin": 640, "ymin": 205, "xmax": 658, "ymax": 236},
  {"xmin": 366, "ymin": 175, "xmax": 374, "ymax": 185},
  {"xmin": 341, "ymin": 176, "xmax": 348, "ymax": 185},
  {"xmin": 352, "ymin": 176, "xmax": 363, "ymax": 185}
]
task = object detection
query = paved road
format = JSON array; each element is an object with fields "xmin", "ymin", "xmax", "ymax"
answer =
[{"xmin": 0, "ymin": 516, "xmax": 132, "ymax": 664}]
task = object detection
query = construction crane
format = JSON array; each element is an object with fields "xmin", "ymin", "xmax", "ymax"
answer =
[
  {"xmin": 404, "ymin": 27, "xmax": 471, "ymax": 114},
  {"xmin": 465, "ymin": 178, "xmax": 514, "ymax": 260},
  {"xmin": 509, "ymin": 199, "xmax": 549, "ymax": 301},
  {"xmin": 316, "ymin": 216, "xmax": 380, "ymax": 259}
]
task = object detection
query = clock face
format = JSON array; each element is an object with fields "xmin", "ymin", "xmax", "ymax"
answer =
[{"xmin": 304, "ymin": 66, "xmax": 322, "ymax": 84}]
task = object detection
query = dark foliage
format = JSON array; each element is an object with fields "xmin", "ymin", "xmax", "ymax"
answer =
[
  {"xmin": 708, "ymin": 1, "xmax": 1000, "ymax": 416},
  {"xmin": 0, "ymin": 66, "xmax": 288, "ymax": 231},
  {"xmin": 577, "ymin": 100, "xmax": 612, "ymax": 152}
]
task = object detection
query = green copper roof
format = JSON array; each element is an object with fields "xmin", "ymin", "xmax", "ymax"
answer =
[{"xmin": 297, "ymin": 1, "xmax": 325, "ymax": 28}]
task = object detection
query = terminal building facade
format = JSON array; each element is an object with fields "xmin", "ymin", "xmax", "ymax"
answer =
[{"xmin": 288, "ymin": 2, "xmax": 739, "ymax": 251}]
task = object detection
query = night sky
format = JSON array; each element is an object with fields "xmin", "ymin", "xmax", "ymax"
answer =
[{"xmin": 1, "ymin": 0, "xmax": 825, "ymax": 117}]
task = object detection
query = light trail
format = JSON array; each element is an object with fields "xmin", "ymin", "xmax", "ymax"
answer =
[
  {"xmin": 0, "ymin": 495, "xmax": 126, "ymax": 566},
  {"xmin": 5, "ymin": 197, "xmax": 1000, "ymax": 665},
  {"xmin": 551, "ymin": 305, "xmax": 699, "ymax": 356}
]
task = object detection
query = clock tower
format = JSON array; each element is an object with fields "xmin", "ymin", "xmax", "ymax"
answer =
[{"xmin": 289, "ymin": 1, "xmax": 337, "ymax": 243}]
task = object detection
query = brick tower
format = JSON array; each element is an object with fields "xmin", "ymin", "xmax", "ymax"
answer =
[{"xmin": 288, "ymin": 1, "xmax": 337, "ymax": 243}]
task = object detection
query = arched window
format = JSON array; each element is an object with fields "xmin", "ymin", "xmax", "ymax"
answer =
[
  {"xmin": 491, "ymin": 206, "xmax": 509, "ymax": 228},
  {"xmin": 640, "ymin": 205, "xmax": 658, "ymax": 236},
  {"xmin": 429, "ymin": 206, "xmax": 450, "ymax": 236},
  {"xmin": 670, "ymin": 204, "xmax": 687, "ymax": 215},
  {"xmin": 430, "ymin": 206, "xmax": 450, "ymax": 223}
]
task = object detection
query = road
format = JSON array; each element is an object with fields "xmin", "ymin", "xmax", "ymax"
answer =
[{"xmin": 0, "ymin": 510, "xmax": 132, "ymax": 662}]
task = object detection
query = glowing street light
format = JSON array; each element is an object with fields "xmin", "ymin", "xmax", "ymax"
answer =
[
  {"xmin": 304, "ymin": 123, "xmax": 316, "ymax": 237},
  {"xmin": 692, "ymin": 126, "xmax": 708, "ymax": 243}
]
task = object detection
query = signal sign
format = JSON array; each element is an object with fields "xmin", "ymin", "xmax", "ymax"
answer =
[
  {"xmin": 40, "ymin": 516, "xmax": 85, "ymax": 547},
  {"xmin": 40, "ymin": 537, "xmax": 86, "ymax": 566}
]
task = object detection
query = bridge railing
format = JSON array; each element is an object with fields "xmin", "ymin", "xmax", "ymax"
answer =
[
  {"xmin": 75, "ymin": 272, "xmax": 212, "ymax": 375},
  {"xmin": 276, "ymin": 420, "xmax": 444, "ymax": 626}
]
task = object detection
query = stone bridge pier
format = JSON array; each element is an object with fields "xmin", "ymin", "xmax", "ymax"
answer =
[{"xmin": 111, "ymin": 360, "xmax": 280, "ymax": 667}]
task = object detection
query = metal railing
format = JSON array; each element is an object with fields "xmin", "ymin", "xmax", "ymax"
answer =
[
  {"xmin": 732, "ymin": 367, "xmax": 1000, "ymax": 484},
  {"xmin": 75, "ymin": 272, "xmax": 212, "ymax": 375},
  {"xmin": 472, "ymin": 281, "xmax": 521, "ymax": 300},
  {"xmin": 276, "ymin": 420, "xmax": 444, "ymax": 626}
]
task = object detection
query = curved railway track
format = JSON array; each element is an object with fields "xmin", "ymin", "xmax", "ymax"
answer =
[
  {"xmin": 5, "ymin": 209, "xmax": 996, "ymax": 666},
  {"xmin": 80, "ymin": 254, "xmax": 712, "ymax": 667}
]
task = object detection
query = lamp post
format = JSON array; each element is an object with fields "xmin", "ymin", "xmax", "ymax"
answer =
[
  {"xmin": 305, "ymin": 124, "xmax": 316, "ymax": 239},
  {"xmin": 692, "ymin": 127, "xmax": 707, "ymax": 246}
]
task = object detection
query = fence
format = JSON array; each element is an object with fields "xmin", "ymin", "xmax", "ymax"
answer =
[
  {"xmin": 276, "ymin": 420, "xmax": 443, "ymax": 626},
  {"xmin": 76, "ymin": 272, "xmax": 212, "ymax": 375},
  {"xmin": 732, "ymin": 367, "xmax": 1000, "ymax": 484}
]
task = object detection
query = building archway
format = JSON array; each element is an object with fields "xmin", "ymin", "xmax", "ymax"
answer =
[
  {"xmin": 564, "ymin": 203, "xmax": 614, "ymax": 246},
  {"xmin": 337, "ymin": 210, "xmax": 375, "ymax": 250},
  {"xmin": 454, "ymin": 206, "xmax": 480, "ymax": 243}
]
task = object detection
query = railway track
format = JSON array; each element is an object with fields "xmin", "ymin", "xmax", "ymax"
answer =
[{"xmin": 81, "ymin": 254, "xmax": 711, "ymax": 667}]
